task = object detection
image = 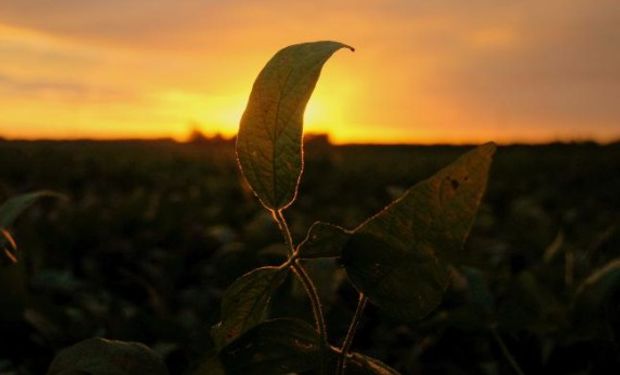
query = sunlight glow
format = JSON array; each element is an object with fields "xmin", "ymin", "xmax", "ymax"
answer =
[{"xmin": 0, "ymin": 1, "xmax": 618, "ymax": 144}]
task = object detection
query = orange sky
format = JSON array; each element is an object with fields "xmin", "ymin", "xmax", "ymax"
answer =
[{"xmin": 0, "ymin": 0, "xmax": 619, "ymax": 144}]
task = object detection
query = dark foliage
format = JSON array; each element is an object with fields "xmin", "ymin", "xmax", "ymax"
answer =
[{"xmin": 0, "ymin": 140, "xmax": 619, "ymax": 374}]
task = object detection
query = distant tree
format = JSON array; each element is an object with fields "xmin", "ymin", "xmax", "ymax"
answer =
[
  {"xmin": 187, "ymin": 125, "xmax": 209, "ymax": 143},
  {"xmin": 304, "ymin": 133, "xmax": 331, "ymax": 146},
  {"xmin": 187, "ymin": 124, "xmax": 231, "ymax": 144}
]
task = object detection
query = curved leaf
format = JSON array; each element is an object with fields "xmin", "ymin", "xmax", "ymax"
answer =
[
  {"xmin": 576, "ymin": 258, "xmax": 620, "ymax": 302},
  {"xmin": 343, "ymin": 143, "xmax": 496, "ymax": 321},
  {"xmin": 0, "ymin": 191, "xmax": 63, "ymax": 229},
  {"xmin": 211, "ymin": 266, "xmax": 288, "ymax": 350},
  {"xmin": 298, "ymin": 221, "xmax": 351, "ymax": 259},
  {"xmin": 573, "ymin": 258, "xmax": 620, "ymax": 337},
  {"xmin": 1, "ymin": 229, "xmax": 18, "ymax": 264},
  {"xmin": 219, "ymin": 318, "xmax": 320, "ymax": 374},
  {"xmin": 47, "ymin": 337, "xmax": 168, "ymax": 375},
  {"xmin": 236, "ymin": 41, "xmax": 354, "ymax": 210}
]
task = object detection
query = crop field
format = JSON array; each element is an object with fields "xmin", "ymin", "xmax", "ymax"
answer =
[{"xmin": 0, "ymin": 139, "xmax": 618, "ymax": 374}]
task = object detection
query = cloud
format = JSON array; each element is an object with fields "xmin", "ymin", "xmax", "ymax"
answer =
[
  {"xmin": 418, "ymin": 0, "xmax": 620, "ymax": 129},
  {"xmin": 0, "ymin": 73, "xmax": 137, "ymax": 102},
  {"xmin": 0, "ymin": 0, "xmax": 618, "ymax": 141}
]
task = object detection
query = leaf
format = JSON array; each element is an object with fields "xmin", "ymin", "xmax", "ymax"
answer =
[
  {"xmin": 298, "ymin": 221, "xmax": 351, "ymax": 258},
  {"xmin": 236, "ymin": 41, "xmax": 354, "ymax": 210},
  {"xmin": 218, "ymin": 318, "xmax": 400, "ymax": 374},
  {"xmin": 342, "ymin": 143, "xmax": 496, "ymax": 321},
  {"xmin": 1, "ymin": 229, "xmax": 18, "ymax": 264},
  {"xmin": 543, "ymin": 230, "xmax": 564, "ymax": 263},
  {"xmin": 211, "ymin": 266, "xmax": 288, "ymax": 350},
  {"xmin": 343, "ymin": 352, "xmax": 401, "ymax": 375},
  {"xmin": 47, "ymin": 337, "xmax": 168, "ymax": 375},
  {"xmin": 0, "ymin": 191, "xmax": 63, "ymax": 229},
  {"xmin": 575, "ymin": 258, "xmax": 620, "ymax": 303},
  {"xmin": 573, "ymin": 258, "xmax": 620, "ymax": 337},
  {"xmin": 461, "ymin": 266, "xmax": 495, "ymax": 317},
  {"xmin": 219, "ymin": 318, "xmax": 320, "ymax": 374}
]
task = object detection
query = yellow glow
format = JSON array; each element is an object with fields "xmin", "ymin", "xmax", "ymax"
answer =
[
  {"xmin": 0, "ymin": 0, "xmax": 618, "ymax": 144},
  {"xmin": 153, "ymin": 90, "xmax": 247, "ymax": 138}
]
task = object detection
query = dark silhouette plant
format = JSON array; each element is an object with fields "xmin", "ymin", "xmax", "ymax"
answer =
[{"xmin": 212, "ymin": 41, "xmax": 496, "ymax": 374}]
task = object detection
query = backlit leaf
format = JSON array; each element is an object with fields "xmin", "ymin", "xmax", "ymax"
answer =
[
  {"xmin": 343, "ymin": 143, "xmax": 496, "ymax": 321},
  {"xmin": 298, "ymin": 221, "xmax": 351, "ymax": 258},
  {"xmin": 211, "ymin": 266, "xmax": 288, "ymax": 350},
  {"xmin": 47, "ymin": 337, "xmax": 168, "ymax": 375},
  {"xmin": 236, "ymin": 41, "xmax": 353, "ymax": 210},
  {"xmin": 219, "ymin": 318, "xmax": 320, "ymax": 374}
]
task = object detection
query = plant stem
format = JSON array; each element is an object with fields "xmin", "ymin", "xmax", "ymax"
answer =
[
  {"xmin": 336, "ymin": 293, "xmax": 367, "ymax": 375},
  {"xmin": 273, "ymin": 209, "xmax": 329, "ymax": 375},
  {"xmin": 491, "ymin": 326, "xmax": 526, "ymax": 375}
]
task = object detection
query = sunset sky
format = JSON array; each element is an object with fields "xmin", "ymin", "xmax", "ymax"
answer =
[{"xmin": 1, "ymin": 0, "xmax": 618, "ymax": 144}]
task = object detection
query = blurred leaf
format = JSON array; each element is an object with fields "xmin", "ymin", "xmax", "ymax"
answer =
[
  {"xmin": 0, "ymin": 191, "xmax": 63, "ymax": 229},
  {"xmin": 30, "ymin": 269, "xmax": 83, "ymax": 295},
  {"xmin": 573, "ymin": 258, "xmax": 620, "ymax": 338},
  {"xmin": 219, "ymin": 318, "xmax": 320, "ymax": 374},
  {"xmin": 47, "ymin": 337, "xmax": 168, "ymax": 375},
  {"xmin": 461, "ymin": 266, "xmax": 495, "ymax": 317},
  {"xmin": 236, "ymin": 41, "xmax": 353, "ymax": 210},
  {"xmin": 1, "ymin": 229, "xmax": 17, "ymax": 265},
  {"xmin": 0, "ymin": 229, "xmax": 16, "ymax": 250},
  {"xmin": 298, "ymin": 222, "xmax": 351, "ymax": 258},
  {"xmin": 543, "ymin": 230, "xmax": 564, "ymax": 263},
  {"xmin": 342, "ymin": 144, "xmax": 496, "ymax": 321},
  {"xmin": 211, "ymin": 266, "xmax": 288, "ymax": 350},
  {"xmin": 575, "ymin": 258, "xmax": 620, "ymax": 304}
]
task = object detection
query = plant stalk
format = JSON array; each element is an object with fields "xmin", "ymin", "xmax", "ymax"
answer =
[
  {"xmin": 336, "ymin": 293, "xmax": 368, "ymax": 375},
  {"xmin": 273, "ymin": 209, "xmax": 329, "ymax": 375},
  {"xmin": 491, "ymin": 326, "xmax": 526, "ymax": 375}
]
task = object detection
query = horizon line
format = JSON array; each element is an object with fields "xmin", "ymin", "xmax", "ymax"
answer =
[{"xmin": 1, "ymin": 135, "xmax": 618, "ymax": 147}]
